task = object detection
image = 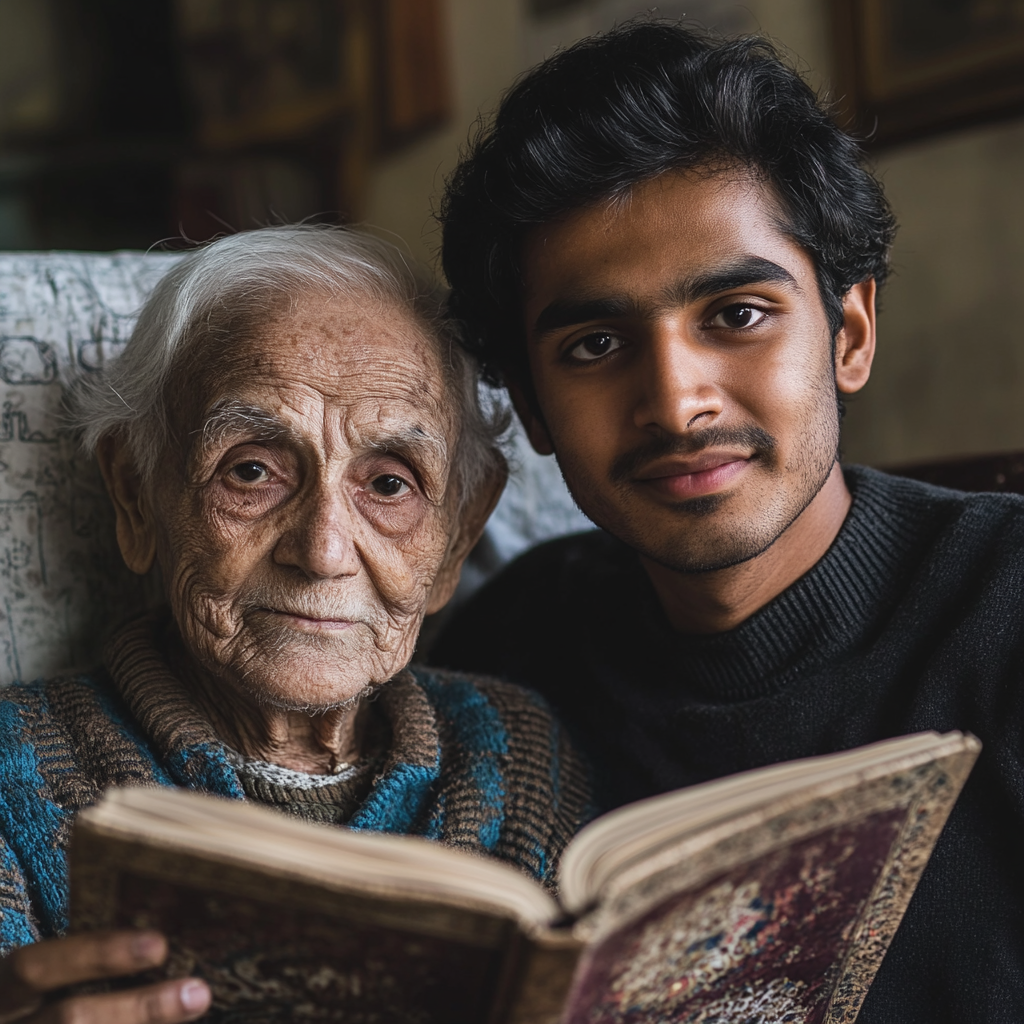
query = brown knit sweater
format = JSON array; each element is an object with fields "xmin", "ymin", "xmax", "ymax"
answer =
[{"xmin": 0, "ymin": 614, "xmax": 593, "ymax": 950}]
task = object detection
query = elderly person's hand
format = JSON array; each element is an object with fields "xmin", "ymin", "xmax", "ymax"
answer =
[{"xmin": 0, "ymin": 931, "xmax": 209, "ymax": 1023}]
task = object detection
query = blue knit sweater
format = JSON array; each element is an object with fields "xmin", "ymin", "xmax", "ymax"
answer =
[{"xmin": 0, "ymin": 616, "xmax": 592, "ymax": 952}]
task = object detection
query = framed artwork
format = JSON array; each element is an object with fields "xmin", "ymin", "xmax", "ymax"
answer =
[
  {"xmin": 170, "ymin": 0, "xmax": 451, "ymax": 234},
  {"xmin": 832, "ymin": 0, "xmax": 1024, "ymax": 146},
  {"xmin": 375, "ymin": 0, "xmax": 451, "ymax": 148}
]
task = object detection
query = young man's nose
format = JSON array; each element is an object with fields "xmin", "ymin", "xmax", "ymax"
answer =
[
  {"xmin": 632, "ymin": 323, "xmax": 723, "ymax": 435},
  {"xmin": 273, "ymin": 487, "xmax": 361, "ymax": 580}
]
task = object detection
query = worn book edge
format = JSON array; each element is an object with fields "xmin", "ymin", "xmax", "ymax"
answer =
[
  {"xmin": 69, "ymin": 826, "xmax": 528, "ymax": 949},
  {"xmin": 823, "ymin": 737, "xmax": 980, "ymax": 1023}
]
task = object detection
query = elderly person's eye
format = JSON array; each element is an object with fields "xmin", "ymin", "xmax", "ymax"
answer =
[
  {"xmin": 230, "ymin": 461, "xmax": 270, "ymax": 484},
  {"xmin": 371, "ymin": 474, "xmax": 410, "ymax": 497}
]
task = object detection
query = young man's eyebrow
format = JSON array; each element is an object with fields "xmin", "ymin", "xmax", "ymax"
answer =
[
  {"xmin": 531, "ymin": 255, "xmax": 798, "ymax": 338},
  {"xmin": 664, "ymin": 256, "xmax": 798, "ymax": 305},
  {"xmin": 533, "ymin": 296, "xmax": 640, "ymax": 337}
]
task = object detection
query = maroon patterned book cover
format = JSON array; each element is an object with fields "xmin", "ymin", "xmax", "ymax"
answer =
[
  {"xmin": 562, "ymin": 810, "xmax": 904, "ymax": 1024},
  {"xmin": 114, "ymin": 872, "xmax": 510, "ymax": 1023}
]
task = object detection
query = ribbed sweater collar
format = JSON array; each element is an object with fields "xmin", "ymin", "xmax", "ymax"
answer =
[
  {"xmin": 626, "ymin": 467, "xmax": 940, "ymax": 703},
  {"xmin": 102, "ymin": 614, "xmax": 440, "ymax": 806}
]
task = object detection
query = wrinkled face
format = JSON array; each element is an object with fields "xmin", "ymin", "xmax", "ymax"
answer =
[
  {"xmin": 149, "ymin": 289, "xmax": 459, "ymax": 710},
  {"xmin": 520, "ymin": 170, "xmax": 841, "ymax": 573}
]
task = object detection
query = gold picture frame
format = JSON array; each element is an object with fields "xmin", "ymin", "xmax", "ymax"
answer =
[{"xmin": 832, "ymin": 0, "xmax": 1024, "ymax": 146}]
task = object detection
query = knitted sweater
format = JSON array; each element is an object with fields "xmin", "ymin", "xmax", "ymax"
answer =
[
  {"xmin": 432, "ymin": 466, "xmax": 1024, "ymax": 1024},
  {"xmin": 0, "ymin": 616, "xmax": 591, "ymax": 953}
]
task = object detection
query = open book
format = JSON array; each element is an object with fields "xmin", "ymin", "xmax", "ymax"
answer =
[{"xmin": 70, "ymin": 730, "xmax": 979, "ymax": 1024}]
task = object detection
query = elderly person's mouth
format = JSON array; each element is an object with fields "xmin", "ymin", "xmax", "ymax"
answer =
[{"xmin": 256, "ymin": 608, "xmax": 361, "ymax": 633}]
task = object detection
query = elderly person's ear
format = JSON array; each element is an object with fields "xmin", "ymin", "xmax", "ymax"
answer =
[
  {"xmin": 96, "ymin": 434, "xmax": 158, "ymax": 575},
  {"xmin": 425, "ymin": 460, "xmax": 508, "ymax": 615}
]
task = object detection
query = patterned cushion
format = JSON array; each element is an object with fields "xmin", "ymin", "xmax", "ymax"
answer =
[{"xmin": 0, "ymin": 252, "xmax": 181, "ymax": 685}]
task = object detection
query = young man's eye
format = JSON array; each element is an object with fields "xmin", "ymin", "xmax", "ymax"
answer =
[
  {"xmin": 711, "ymin": 305, "xmax": 766, "ymax": 329},
  {"xmin": 371, "ymin": 474, "xmax": 410, "ymax": 497},
  {"xmin": 568, "ymin": 331, "xmax": 624, "ymax": 362},
  {"xmin": 229, "ymin": 461, "xmax": 270, "ymax": 484}
]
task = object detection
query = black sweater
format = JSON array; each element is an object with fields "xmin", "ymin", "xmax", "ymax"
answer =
[{"xmin": 432, "ymin": 466, "xmax": 1024, "ymax": 1023}]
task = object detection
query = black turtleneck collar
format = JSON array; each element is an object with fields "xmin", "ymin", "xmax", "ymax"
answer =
[{"xmin": 612, "ymin": 466, "xmax": 954, "ymax": 703}]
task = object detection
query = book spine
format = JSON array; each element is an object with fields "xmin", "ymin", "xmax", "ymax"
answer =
[{"xmin": 502, "ymin": 931, "xmax": 584, "ymax": 1024}]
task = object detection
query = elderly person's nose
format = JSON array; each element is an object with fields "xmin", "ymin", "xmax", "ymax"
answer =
[{"xmin": 273, "ymin": 487, "xmax": 361, "ymax": 580}]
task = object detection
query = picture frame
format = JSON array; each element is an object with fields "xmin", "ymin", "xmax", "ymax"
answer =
[{"xmin": 831, "ymin": 0, "xmax": 1024, "ymax": 147}]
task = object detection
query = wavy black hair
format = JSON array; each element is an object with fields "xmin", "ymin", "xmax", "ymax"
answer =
[{"xmin": 440, "ymin": 21, "xmax": 896, "ymax": 386}]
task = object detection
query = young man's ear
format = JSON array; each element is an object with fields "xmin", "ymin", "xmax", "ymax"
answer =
[
  {"xmin": 425, "ymin": 457, "xmax": 509, "ymax": 615},
  {"xmin": 95, "ymin": 434, "xmax": 158, "ymax": 575},
  {"xmin": 835, "ymin": 278, "xmax": 877, "ymax": 395},
  {"xmin": 505, "ymin": 375, "xmax": 555, "ymax": 456}
]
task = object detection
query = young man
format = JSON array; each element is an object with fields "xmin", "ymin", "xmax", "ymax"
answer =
[{"xmin": 432, "ymin": 23, "xmax": 1024, "ymax": 1024}]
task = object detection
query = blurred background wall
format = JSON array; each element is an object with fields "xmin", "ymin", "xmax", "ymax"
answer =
[{"xmin": 0, "ymin": 0, "xmax": 1022, "ymax": 467}]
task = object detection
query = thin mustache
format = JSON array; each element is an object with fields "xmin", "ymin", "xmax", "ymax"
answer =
[{"xmin": 610, "ymin": 425, "xmax": 778, "ymax": 484}]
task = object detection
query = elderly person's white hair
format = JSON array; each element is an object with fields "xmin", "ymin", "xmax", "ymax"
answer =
[{"xmin": 72, "ymin": 225, "xmax": 507, "ymax": 506}]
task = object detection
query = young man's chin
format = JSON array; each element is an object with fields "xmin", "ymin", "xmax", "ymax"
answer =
[
  {"xmin": 594, "ymin": 476, "xmax": 800, "ymax": 575},
  {"xmin": 634, "ymin": 520, "xmax": 781, "ymax": 575}
]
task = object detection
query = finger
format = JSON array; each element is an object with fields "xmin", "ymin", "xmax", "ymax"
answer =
[
  {"xmin": 32, "ymin": 978, "xmax": 211, "ymax": 1024},
  {"xmin": 0, "ymin": 932, "xmax": 167, "ymax": 1000}
]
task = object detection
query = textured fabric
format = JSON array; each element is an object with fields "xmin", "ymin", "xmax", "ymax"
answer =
[
  {"xmin": 225, "ymin": 713, "xmax": 391, "ymax": 825},
  {"xmin": 0, "ymin": 616, "xmax": 592, "ymax": 953},
  {"xmin": 0, "ymin": 252, "xmax": 182, "ymax": 686},
  {"xmin": 432, "ymin": 465, "xmax": 1024, "ymax": 1024}
]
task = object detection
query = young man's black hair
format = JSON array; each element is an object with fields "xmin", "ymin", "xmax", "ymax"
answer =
[
  {"xmin": 441, "ymin": 21, "xmax": 895, "ymax": 386},
  {"xmin": 434, "ymin": 20, "xmax": 1024, "ymax": 1024}
]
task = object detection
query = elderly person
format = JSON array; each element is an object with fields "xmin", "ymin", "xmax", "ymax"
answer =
[{"xmin": 0, "ymin": 227, "xmax": 591, "ymax": 1023}]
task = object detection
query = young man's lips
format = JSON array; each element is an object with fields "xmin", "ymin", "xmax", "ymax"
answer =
[{"xmin": 635, "ymin": 456, "xmax": 752, "ymax": 499}]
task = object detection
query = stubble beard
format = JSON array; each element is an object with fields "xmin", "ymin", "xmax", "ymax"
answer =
[{"xmin": 554, "ymin": 377, "xmax": 842, "ymax": 576}]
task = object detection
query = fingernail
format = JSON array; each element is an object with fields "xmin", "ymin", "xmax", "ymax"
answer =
[
  {"xmin": 180, "ymin": 980, "xmax": 211, "ymax": 1013},
  {"xmin": 130, "ymin": 932, "xmax": 165, "ymax": 962}
]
